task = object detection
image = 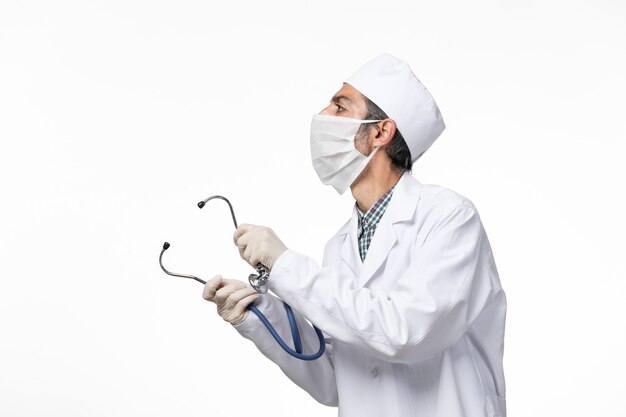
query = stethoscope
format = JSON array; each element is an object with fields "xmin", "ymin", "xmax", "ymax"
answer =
[{"xmin": 159, "ymin": 195, "xmax": 325, "ymax": 361}]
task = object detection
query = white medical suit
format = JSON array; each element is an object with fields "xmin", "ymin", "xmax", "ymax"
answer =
[{"xmin": 234, "ymin": 172, "xmax": 507, "ymax": 417}]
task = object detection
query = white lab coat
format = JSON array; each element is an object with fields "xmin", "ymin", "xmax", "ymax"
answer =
[{"xmin": 234, "ymin": 172, "xmax": 507, "ymax": 417}]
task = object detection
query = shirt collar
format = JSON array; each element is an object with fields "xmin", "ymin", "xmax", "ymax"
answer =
[{"xmin": 357, "ymin": 186, "xmax": 395, "ymax": 229}]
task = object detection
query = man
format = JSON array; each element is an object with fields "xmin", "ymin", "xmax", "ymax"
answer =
[{"xmin": 203, "ymin": 54, "xmax": 507, "ymax": 417}]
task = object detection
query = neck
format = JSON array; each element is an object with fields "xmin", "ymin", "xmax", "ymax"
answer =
[{"xmin": 351, "ymin": 157, "xmax": 403, "ymax": 212}]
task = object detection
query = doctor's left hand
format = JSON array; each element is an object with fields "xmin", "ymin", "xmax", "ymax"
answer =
[
  {"xmin": 233, "ymin": 224, "xmax": 288, "ymax": 270},
  {"xmin": 202, "ymin": 275, "xmax": 260, "ymax": 325}
]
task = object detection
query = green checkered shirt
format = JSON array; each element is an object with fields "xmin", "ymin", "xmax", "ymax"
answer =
[{"xmin": 357, "ymin": 186, "xmax": 395, "ymax": 262}]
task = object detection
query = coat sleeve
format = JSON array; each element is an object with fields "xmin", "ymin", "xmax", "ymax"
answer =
[
  {"xmin": 268, "ymin": 204, "xmax": 501, "ymax": 364},
  {"xmin": 232, "ymin": 282, "xmax": 338, "ymax": 406}
]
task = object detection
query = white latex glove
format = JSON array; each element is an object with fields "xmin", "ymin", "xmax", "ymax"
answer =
[
  {"xmin": 202, "ymin": 275, "xmax": 261, "ymax": 325},
  {"xmin": 233, "ymin": 223, "xmax": 288, "ymax": 271}
]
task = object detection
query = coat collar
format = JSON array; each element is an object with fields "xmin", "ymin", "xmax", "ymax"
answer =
[{"xmin": 336, "ymin": 172, "xmax": 423, "ymax": 286}]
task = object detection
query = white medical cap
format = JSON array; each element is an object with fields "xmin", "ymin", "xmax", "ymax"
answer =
[{"xmin": 345, "ymin": 53, "xmax": 445, "ymax": 163}]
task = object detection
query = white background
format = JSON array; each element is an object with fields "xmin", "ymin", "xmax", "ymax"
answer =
[{"xmin": 1, "ymin": 0, "xmax": 625, "ymax": 416}]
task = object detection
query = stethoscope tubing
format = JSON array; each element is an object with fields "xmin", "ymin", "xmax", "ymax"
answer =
[{"xmin": 248, "ymin": 303, "xmax": 325, "ymax": 360}]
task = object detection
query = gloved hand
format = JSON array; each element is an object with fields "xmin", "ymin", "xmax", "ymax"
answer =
[
  {"xmin": 233, "ymin": 223, "xmax": 288, "ymax": 271},
  {"xmin": 202, "ymin": 275, "xmax": 261, "ymax": 325}
]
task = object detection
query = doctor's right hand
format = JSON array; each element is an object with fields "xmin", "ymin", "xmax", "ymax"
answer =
[{"xmin": 202, "ymin": 275, "xmax": 261, "ymax": 325}]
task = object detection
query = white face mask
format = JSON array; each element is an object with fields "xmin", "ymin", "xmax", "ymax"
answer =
[{"xmin": 310, "ymin": 114, "xmax": 381, "ymax": 195}]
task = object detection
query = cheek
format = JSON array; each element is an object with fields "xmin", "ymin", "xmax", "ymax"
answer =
[{"xmin": 354, "ymin": 128, "xmax": 372, "ymax": 154}]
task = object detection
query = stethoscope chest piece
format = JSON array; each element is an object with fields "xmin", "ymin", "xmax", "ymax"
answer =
[{"xmin": 249, "ymin": 265, "xmax": 269, "ymax": 294}]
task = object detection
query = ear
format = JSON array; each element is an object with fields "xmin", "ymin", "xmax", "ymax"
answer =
[{"xmin": 372, "ymin": 119, "xmax": 397, "ymax": 147}]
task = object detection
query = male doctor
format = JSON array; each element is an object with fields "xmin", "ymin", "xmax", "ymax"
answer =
[{"xmin": 203, "ymin": 54, "xmax": 507, "ymax": 417}]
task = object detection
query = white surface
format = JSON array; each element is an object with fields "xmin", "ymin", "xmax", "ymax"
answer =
[{"xmin": 1, "ymin": 1, "xmax": 624, "ymax": 416}]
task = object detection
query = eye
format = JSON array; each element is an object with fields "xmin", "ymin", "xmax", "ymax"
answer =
[{"xmin": 336, "ymin": 104, "xmax": 345, "ymax": 112}]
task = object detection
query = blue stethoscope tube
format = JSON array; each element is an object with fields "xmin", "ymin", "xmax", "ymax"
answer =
[{"xmin": 159, "ymin": 195, "xmax": 325, "ymax": 361}]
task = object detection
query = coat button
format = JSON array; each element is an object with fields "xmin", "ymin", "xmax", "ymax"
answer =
[{"xmin": 370, "ymin": 366, "xmax": 380, "ymax": 377}]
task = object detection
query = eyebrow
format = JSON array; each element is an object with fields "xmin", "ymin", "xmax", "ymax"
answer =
[{"xmin": 332, "ymin": 95, "xmax": 354, "ymax": 107}]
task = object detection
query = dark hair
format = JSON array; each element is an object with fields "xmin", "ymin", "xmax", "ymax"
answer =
[{"xmin": 358, "ymin": 95, "xmax": 413, "ymax": 173}]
